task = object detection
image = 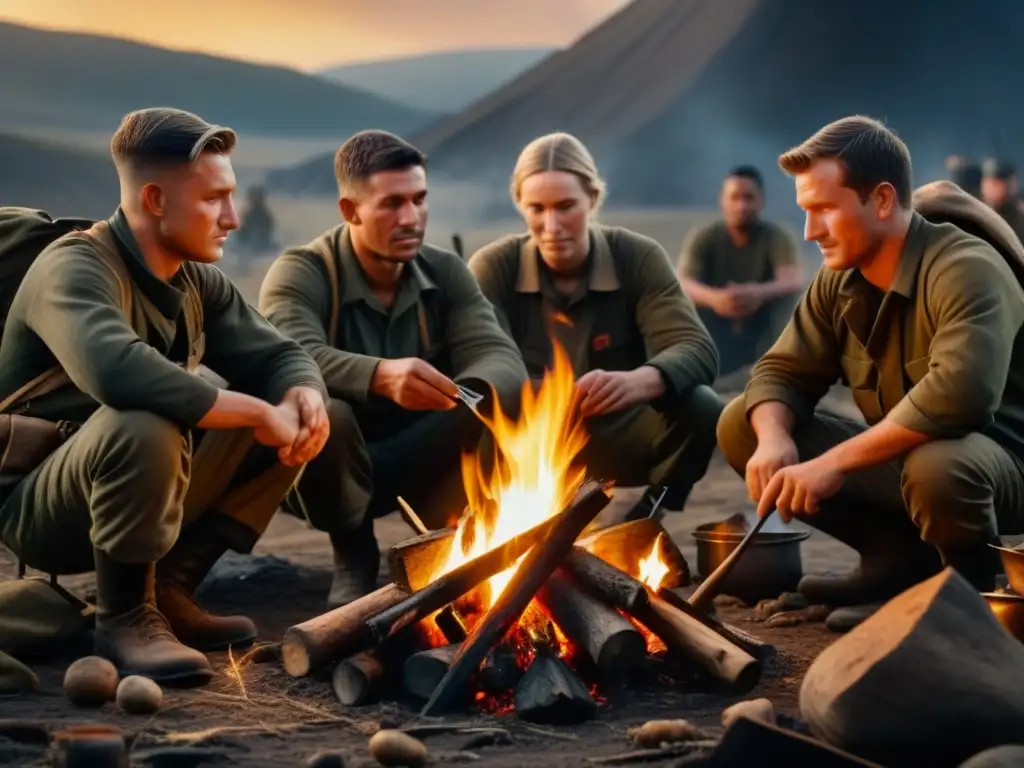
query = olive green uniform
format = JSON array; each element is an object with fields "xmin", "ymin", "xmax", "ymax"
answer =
[
  {"xmin": 0, "ymin": 210, "xmax": 326, "ymax": 575},
  {"xmin": 468, "ymin": 226, "xmax": 723, "ymax": 507},
  {"xmin": 677, "ymin": 220, "xmax": 799, "ymax": 375},
  {"xmin": 259, "ymin": 224, "xmax": 528, "ymax": 534},
  {"xmin": 717, "ymin": 209, "xmax": 1024, "ymax": 570}
]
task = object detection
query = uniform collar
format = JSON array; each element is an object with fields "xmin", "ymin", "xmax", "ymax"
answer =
[{"xmin": 516, "ymin": 226, "xmax": 620, "ymax": 294}]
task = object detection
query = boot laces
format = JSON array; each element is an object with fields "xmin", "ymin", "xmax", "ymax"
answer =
[{"xmin": 126, "ymin": 604, "xmax": 179, "ymax": 643}]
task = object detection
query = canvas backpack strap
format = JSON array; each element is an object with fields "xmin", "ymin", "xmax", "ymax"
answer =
[{"xmin": 316, "ymin": 230, "xmax": 343, "ymax": 349}]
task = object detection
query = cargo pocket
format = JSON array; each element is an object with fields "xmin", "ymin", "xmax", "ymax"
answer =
[{"xmin": 841, "ymin": 355, "xmax": 884, "ymax": 424}]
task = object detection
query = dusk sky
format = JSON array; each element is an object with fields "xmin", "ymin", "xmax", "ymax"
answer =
[{"xmin": 0, "ymin": 0, "xmax": 631, "ymax": 70}]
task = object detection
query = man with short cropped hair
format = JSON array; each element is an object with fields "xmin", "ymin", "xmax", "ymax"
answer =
[
  {"xmin": 677, "ymin": 166, "xmax": 804, "ymax": 375},
  {"xmin": 260, "ymin": 130, "xmax": 527, "ymax": 608},
  {"xmin": 0, "ymin": 107, "xmax": 329, "ymax": 683},
  {"xmin": 716, "ymin": 115, "xmax": 1024, "ymax": 632}
]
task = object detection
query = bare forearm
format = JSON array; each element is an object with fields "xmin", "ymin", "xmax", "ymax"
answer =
[
  {"xmin": 196, "ymin": 389, "xmax": 273, "ymax": 431},
  {"xmin": 752, "ymin": 277, "xmax": 802, "ymax": 302},
  {"xmin": 679, "ymin": 276, "xmax": 720, "ymax": 309},
  {"xmin": 749, "ymin": 401, "xmax": 796, "ymax": 442},
  {"xmin": 820, "ymin": 418, "xmax": 930, "ymax": 474}
]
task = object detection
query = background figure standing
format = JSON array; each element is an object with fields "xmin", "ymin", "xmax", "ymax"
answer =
[
  {"xmin": 677, "ymin": 166, "xmax": 804, "ymax": 377},
  {"xmin": 945, "ymin": 155, "xmax": 982, "ymax": 199},
  {"xmin": 235, "ymin": 185, "xmax": 277, "ymax": 254},
  {"xmin": 981, "ymin": 158, "xmax": 1024, "ymax": 243}
]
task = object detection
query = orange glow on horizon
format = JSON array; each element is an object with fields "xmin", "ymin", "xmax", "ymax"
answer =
[{"xmin": 0, "ymin": 0, "xmax": 631, "ymax": 70}]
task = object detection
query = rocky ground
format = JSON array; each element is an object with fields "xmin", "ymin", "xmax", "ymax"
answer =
[{"xmin": 0, "ymin": 383, "xmax": 862, "ymax": 766}]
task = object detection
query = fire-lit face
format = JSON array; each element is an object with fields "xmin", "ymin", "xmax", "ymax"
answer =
[
  {"xmin": 794, "ymin": 158, "xmax": 893, "ymax": 272},
  {"xmin": 721, "ymin": 175, "xmax": 763, "ymax": 228},
  {"xmin": 153, "ymin": 151, "xmax": 239, "ymax": 264},
  {"xmin": 982, "ymin": 175, "xmax": 1017, "ymax": 208},
  {"xmin": 342, "ymin": 165, "xmax": 428, "ymax": 263},
  {"xmin": 518, "ymin": 171, "xmax": 596, "ymax": 273}
]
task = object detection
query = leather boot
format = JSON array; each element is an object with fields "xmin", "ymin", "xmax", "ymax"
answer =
[
  {"xmin": 796, "ymin": 502, "xmax": 942, "ymax": 607},
  {"xmin": 156, "ymin": 513, "xmax": 258, "ymax": 652},
  {"xmin": 327, "ymin": 517, "xmax": 380, "ymax": 610},
  {"xmin": 92, "ymin": 550, "xmax": 212, "ymax": 684}
]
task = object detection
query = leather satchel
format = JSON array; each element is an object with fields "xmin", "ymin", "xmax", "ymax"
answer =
[{"xmin": 0, "ymin": 413, "xmax": 78, "ymax": 476}]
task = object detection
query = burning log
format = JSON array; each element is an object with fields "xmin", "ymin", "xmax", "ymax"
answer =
[
  {"xmin": 563, "ymin": 550, "xmax": 759, "ymax": 690},
  {"xmin": 536, "ymin": 568, "xmax": 646, "ymax": 675},
  {"xmin": 365, "ymin": 506, "xmax": 587, "ymax": 653},
  {"xmin": 435, "ymin": 606, "xmax": 468, "ymax": 644},
  {"xmin": 331, "ymin": 651, "xmax": 384, "ymax": 706},
  {"xmin": 514, "ymin": 645, "xmax": 596, "ymax": 725},
  {"xmin": 282, "ymin": 583, "xmax": 411, "ymax": 677},
  {"xmin": 420, "ymin": 482, "xmax": 611, "ymax": 716},
  {"xmin": 479, "ymin": 645, "xmax": 522, "ymax": 695},
  {"xmin": 579, "ymin": 518, "xmax": 690, "ymax": 588},
  {"xmin": 403, "ymin": 645, "xmax": 459, "ymax": 701}
]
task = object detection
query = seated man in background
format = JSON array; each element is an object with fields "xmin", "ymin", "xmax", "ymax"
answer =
[
  {"xmin": 677, "ymin": 166, "xmax": 804, "ymax": 376},
  {"xmin": 0, "ymin": 108, "xmax": 329, "ymax": 682},
  {"xmin": 260, "ymin": 130, "xmax": 527, "ymax": 608},
  {"xmin": 717, "ymin": 116, "xmax": 1024, "ymax": 633},
  {"xmin": 981, "ymin": 157, "xmax": 1024, "ymax": 243},
  {"xmin": 469, "ymin": 132, "xmax": 723, "ymax": 518}
]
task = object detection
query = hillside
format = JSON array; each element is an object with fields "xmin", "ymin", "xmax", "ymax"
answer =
[
  {"xmin": 319, "ymin": 48, "xmax": 554, "ymax": 112},
  {"xmin": 0, "ymin": 133, "xmax": 118, "ymax": 219},
  {"xmin": 0, "ymin": 21, "xmax": 435, "ymax": 139}
]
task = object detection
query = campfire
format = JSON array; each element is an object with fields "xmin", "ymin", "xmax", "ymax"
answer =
[{"xmin": 280, "ymin": 342, "xmax": 771, "ymax": 723}]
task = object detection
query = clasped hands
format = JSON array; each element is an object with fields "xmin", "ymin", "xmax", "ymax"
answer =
[
  {"xmin": 254, "ymin": 386, "xmax": 330, "ymax": 467},
  {"xmin": 746, "ymin": 435, "xmax": 845, "ymax": 521}
]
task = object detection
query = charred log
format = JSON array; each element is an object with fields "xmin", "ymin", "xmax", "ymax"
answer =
[{"xmin": 514, "ymin": 646, "xmax": 596, "ymax": 725}]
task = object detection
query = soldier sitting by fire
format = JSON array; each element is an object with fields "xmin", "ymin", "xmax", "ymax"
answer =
[
  {"xmin": 259, "ymin": 130, "xmax": 528, "ymax": 609},
  {"xmin": 468, "ymin": 132, "xmax": 724, "ymax": 516}
]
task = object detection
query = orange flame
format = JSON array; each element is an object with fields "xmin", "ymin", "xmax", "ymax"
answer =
[
  {"xmin": 637, "ymin": 533, "xmax": 671, "ymax": 594},
  {"xmin": 430, "ymin": 340, "xmax": 588, "ymax": 636}
]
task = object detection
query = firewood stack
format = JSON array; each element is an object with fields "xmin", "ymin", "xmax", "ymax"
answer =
[{"xmin": 280, "ymin": 482, "xmax": 771, "ymax": 722}]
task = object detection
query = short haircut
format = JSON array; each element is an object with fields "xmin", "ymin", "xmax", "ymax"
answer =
[
  {"xmin": 334, "ymin": 130, "xmax": 427, "ymax": 195},
  {"xmin": 778, "ymin": 115, "xmax": 913, "ymax": 208},
  {"xmin": 726, "ymin": 165, "xmax": 764, "ymax": 191},
  {"xmin": 110, "ymin": 107, "xmax": 236, "ymax": 175}
]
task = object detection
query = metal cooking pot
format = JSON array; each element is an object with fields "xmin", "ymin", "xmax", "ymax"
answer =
[{"xmin": 692, "ymin": 519, "xmax": 810, "ymax": 604}]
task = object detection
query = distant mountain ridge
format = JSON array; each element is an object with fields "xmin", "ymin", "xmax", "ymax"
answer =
[
  {"xmin": 318, "ymin": 47, "xmax": 555, "ymax": 113},
  {"xmin": 0, "ymin": 21, "xmax": 434, "ymax": 139}
]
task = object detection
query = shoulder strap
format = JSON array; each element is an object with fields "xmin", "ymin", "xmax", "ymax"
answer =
[
  {"xmin": 0, "ymin": 222, "xmax": 136, "ymax": 415},
  {"xmin": 317, "ymin": 231, "xmax": 342, "ymax": 349}
]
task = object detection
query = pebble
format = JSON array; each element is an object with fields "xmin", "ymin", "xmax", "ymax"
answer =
[
  {"xmin": 765, "ymin": 610, "xmax": 806, "ymax": 628},
  {"xmin": 116, "ymin": 676, "xmax": 163, "ymax": 715},
  {"xmin": 369, "ymin": 730, "xmax": 428, "ymax": 767},
  {"xmin": 722, "ymin": 698, "xmax": 776, "ymax": 729},
  {"xmin": 754, "ymin": 599, "xmax": 780, "ymax": 621},
  {"xmin": 627, "ymin": 719, "xmax": 704, "ymax": 748},
  {"xmin": 802, "ymin": 604, "xmax": 832, "ymax": 623},
  {"xmin": 775, "ymin": 592, "xmax": 808, "ymax": 611},
  {"xmin": 306, "ymin": 750, "xmax": 347, "ymax": 767},
  {"xmin": 712, "ymin": 594, "xmax": 747, "ymax": 608},
  {"xmin": 63, "ymin": 656, "xmax": 118, "ymax": 707}
]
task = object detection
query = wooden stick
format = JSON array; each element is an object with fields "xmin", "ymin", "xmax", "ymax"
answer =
[
  {"xmin": 657, "ymin": 587, "xmax": 775, "ymax": 663},
  {"xmin": 563, "ymin": 549, "xmax": 759, "ymax": 690},
  {"xmin": 365, "ymin": 510, "xmax": 577, "ymax": 651},
  {"xmin": 688, "ymin": 512, "xmax": 770, "ymax": 611},
  {"xmin": 420, "ymin": 482, "xmax": 611, "ymax": 716},
  {"xmin": 536, "ymin": 568, "xmax": 646, "ymax": 674},
  {"xmin": 578, "ymin": 517, "xmax": 690, "ymax": 588},
  {"xmin": 331, "ymin": 651, "xmax": 384, "ymax": 706},
  {"xmin": 396, "ymin": 495, "xmax": 429, "ymax": 536},
  {"xmin": 281, "ymin": 583, "xmax": 411, "ymax": 677}
]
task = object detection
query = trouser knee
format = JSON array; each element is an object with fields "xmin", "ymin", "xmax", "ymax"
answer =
[
  {"xmin": 901, "ymin": 439, "xmax": 999, "ymax": 552},
  {"xmin": 716, "ymin": 395, "xmax": 756, "ymax": 476},
  {"xmin": 88, "ymin": 409, "xmax": 190, "ymax": 563}
]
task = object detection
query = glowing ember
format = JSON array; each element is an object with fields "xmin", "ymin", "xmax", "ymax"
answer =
[{"xmin": 429, "ymin": 340, "xmax": 588, "ymax": 644}]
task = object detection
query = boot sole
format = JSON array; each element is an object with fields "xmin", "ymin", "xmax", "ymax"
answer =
[
  {"xmin": 184, "ymin": 632, "xmax": 259, "ymax": 653},
  {"xmin": 116, "ymin": 665, "xmax": 215, "ymax": 687}
]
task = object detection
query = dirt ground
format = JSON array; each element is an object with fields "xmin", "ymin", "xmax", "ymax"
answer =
[{"xmin": 0, "ymin": 385, "xmax": 860, "ymax": 767}]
